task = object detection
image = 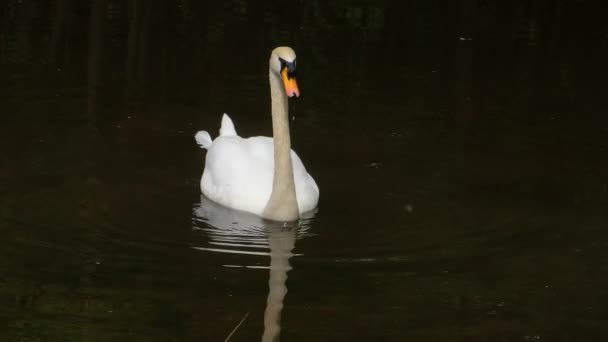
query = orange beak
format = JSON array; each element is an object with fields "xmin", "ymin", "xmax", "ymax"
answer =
[{"xmin": 281, "ymin": 67, "xmax": 300, "ymax": 98}]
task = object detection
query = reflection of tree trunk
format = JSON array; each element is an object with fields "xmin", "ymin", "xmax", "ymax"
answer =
[
  {"xmin": 14, "ymin": 0, "xmax": 35, "ymax": 63},
  {"xmin": 124, "ymin": 0, "xmax": 151, "ymax": 99},
  {"xmin": 0, "ymin": 2, "xmax": 10, "ymax": 61},
  {"xmin": 126, "ymin": 0, "xmax": 139, "ymax": 87},
  {"xmin": 382, "ymin": 0, "xmax": 415, "ymax": 50},
  {"xmin": 550, "ymin": 2, "xmax": 563, "ymax": 51},
  {"xmin": 125, "ymin": 0, "xmax": 139, "ymax": 82},
  {"xmin": 2, "ymin": 2, "xmax": 15, "ymax": 59},
  {"xmin": 262, "ymin": 228, "xmax": 296, "ymax": 342},
  {"xmin": 439, "ymin": 1, "xmax": 478, "ymax": 132},
  {"xmin": 49, "ymin": 0, "xmax": 70, "ymax": 67},
  {"xmin": 87, "ymin": 0, "xmax": 106, "ymax": 119},
  {"xmin": 159, "ymin": 0, "xmax": 169, "ymax": 101},
  {"xmin": 136, "ymin": 4, "xmax": 150, "ymax": 96}
]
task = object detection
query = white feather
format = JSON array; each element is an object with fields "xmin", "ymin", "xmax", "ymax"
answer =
[
  {"xmin": 197, "ymin": 114, "xmax": 319, "ymax": 216},
  {"xmin": 195, "ymin": 131, "xmax": 212, "ymax": 149}
]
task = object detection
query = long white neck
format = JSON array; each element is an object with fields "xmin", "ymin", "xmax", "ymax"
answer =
[{"xmin": 263, "ymin": 69, "xmax": 299, "ymax": 221}]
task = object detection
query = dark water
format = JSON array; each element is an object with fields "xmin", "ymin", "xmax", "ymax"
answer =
[{"xmin": 2, "ymin": 1, "xmax": 608, "ymax": 341}]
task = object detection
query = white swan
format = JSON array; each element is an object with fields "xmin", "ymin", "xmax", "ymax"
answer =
[{"xmin": 194, "ymin": 46, "xmax": 319, "ymax": 221}]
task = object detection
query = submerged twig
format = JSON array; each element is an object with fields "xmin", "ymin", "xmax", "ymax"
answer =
[{"xmin": 224, "ymin": 312, "xmax": 250, "ymax": 342}]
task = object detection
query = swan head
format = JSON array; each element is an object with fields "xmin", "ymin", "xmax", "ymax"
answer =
[{"xmin": 270, "ymin": 46, "xmax": 300, "ymax": 98}]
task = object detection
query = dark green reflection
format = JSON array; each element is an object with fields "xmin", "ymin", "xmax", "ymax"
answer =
[{"xmin": 1, "ymin": 0, "xmax": 607, "ymax": 341}]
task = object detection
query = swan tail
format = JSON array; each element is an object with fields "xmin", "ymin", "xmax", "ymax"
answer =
[
  {"xmin": 220, "ymin": 113, "xmax": 237, "ymax": 136},
  {"xmin": 195, "ymin": 131, "xmax": 213, "ymax": 149}
]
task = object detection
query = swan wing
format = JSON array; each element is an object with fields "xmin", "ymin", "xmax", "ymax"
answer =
[
  {"xmin": 202, "ymin": 136, "xmax": 274, "ymax": 216},
  {"xmin": 291, "ymin": 151, "xmax": 320, "ymax": 213},
  {"xmin": 201, "ymin": 135, "xmax": 318, "ymax": 216}
]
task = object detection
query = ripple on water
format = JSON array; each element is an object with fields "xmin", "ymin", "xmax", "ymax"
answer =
[{"xmin": 191, "ymin": 195, "xmax": 314, "ymax": 266}]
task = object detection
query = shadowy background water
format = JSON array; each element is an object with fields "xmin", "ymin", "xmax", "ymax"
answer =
[{"xmin": 1, "ymin": 1, "xmax": 608, "ymax": 341}]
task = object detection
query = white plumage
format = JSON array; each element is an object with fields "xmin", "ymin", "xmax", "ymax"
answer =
[{"xmin": 196, "ymin": 113, "xmax": 319, "ymax": 217}]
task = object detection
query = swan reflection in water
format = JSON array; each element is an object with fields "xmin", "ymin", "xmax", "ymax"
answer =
[{"xmin": 192, "ymin": 195, "xmax": 315, "ymax": 341}]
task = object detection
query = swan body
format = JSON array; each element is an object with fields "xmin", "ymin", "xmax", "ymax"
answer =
[
  {"xmin": 195, "ymin": 114, "xmax": 318, "ymax": 217},
  {"xmin": 195, "ymin": 47, "xmax": 319, "ymax": 221}
]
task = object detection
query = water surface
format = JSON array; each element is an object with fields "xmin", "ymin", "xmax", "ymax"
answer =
[{"xmin": 1, "ymin": 1, "xmax": 608, "ymax": 341}]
